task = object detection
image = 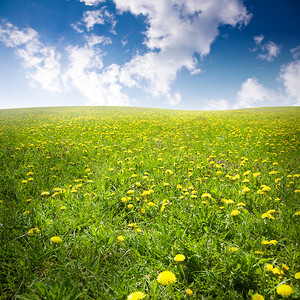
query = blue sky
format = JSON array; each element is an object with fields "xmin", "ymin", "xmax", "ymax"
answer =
[{"xmin": 0, "ymin": 0, "xmax": 299, "ymax": 110}]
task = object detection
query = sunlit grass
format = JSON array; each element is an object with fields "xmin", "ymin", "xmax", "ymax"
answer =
[{"xmin": 0, "ymin": 106, "xmax": 299, "ymax": 299}]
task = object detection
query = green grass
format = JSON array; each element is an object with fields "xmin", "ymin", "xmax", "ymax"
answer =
[{"xmin": 0, "ymin": 106, "xmax": 299, "ymax": 299}]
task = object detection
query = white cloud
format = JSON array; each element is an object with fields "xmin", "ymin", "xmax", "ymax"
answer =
[
  {"xmin": 291, "ymin": 45, "xmax": 300, "ymax": 60},
  {"xmin": 64, "ymin": 43, "xmax": 129, "ymax": 106},
  {"xmin": 114, "ymin": 0, "xmax": 251, "ymax": 104},
  {"xmin": 203, "ymin": 99, "xmax": 230, "ymax": 110},
  {"xmin": 79, "ymin": 0, "xmax": 105, "ymax": 6},
  {"xmin": 0, "ymin": 21, "xmax": 62, "ymax": 91},
  {"xmin": 73, "ymin": 8, "xmax": 117, "ymax": 34},
  {"xmin": 233, "ymin": 77, "xmax": 278, "ymax": 109},
  {"xmin": 252, "ymin": 34, "xmax": 281, "ymax": 62},
  {"xmin": 279, "ymin": 59, "xmax": 300, "ymax": 105}
]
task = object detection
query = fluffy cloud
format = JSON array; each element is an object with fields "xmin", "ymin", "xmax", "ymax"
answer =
[
  {"xmin": 203, "ymin": 99, "xmax": 230, "ymax": 111},
  {"xmin": 291, "ymin": 45, "xmax": 300, "ymax": 60},
  {"xmin": 252, "ymin": 34, "xmax": 281, "ymax": 62},
  {"xmin": 79, "ymin": 0, "xmax": 105, "ymax": 6},
  {"xmin": 64, "ymin": 42, "xmax": 129, "ymax": 106},
  {"xmin": 0, "ymin": 21, "xmax": 62, "ymax": 91},
  {"xmin": 233, "ymin": 77, "xmax": 278, "ymax": 109},
  {"xmin": 114, "ymin": 0, "xmax": 251, "ymax": 105},
  {"xmin": 279, "ymin": 59, "xmax": 300, "ymax": 105},
  {"xmin": 73, "ymin": 8, "xmax": 117, "ymax": 33}
]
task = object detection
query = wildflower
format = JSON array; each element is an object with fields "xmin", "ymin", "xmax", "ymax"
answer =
[
  {"xmin": 252, "ymin": 294, "xmax": 264, "ymax": 300},
  {"xmin": 141, "ymin": 208, "xmax": 146, "ymax": 213},
  {"xmin": 117, "ymin": 235, "xmax": 125, "ymax": 242},
  {"xmin": 127, "ymin": 291, "xmax": 146, "ymax": 300},
  {"xmin": 229, "ymin": 247, "xmax": 238, "ymax": 252},
  {"xmin": 60, "ymin": 206, "xmax": 67, "ymax": 210},
  {"xmin": 21, "ymin": 180, "xmax": 28, "ymax": 184},
  {"xmin": 127, "ymin": 204, "xmax": 134, "ymax": 209},
  {"xmin": 41, "ymin": 191, "xmax": 50, "ymax": 196},
  {"xmin": 148, "ymin": 202, "xmax": 155, "ymax": 207},
  {"xmin": 174, "ymin": 254, "xmax": 186, "ymax": 262},
  {"xmin": 166, "ymin": 169, "xmax": 173, "ymax": 175},
  {"xmin": 254, "ymin": 251, "xmax": 264, "ymax": 255},
  {"xmin": 231, "ymin": 210, "xmax": 240, "ymax": 216},
  {"xmin": 276, "ymin": 284, "xmax": 293, "ymax": 297},
  {"xmin": 157, "ymin": 271, "xmax": 176, "ymax": 285},
  {"xmin": 127, "ymin": 190, "xmax": 134, "ymax": 195},
  {"xmin": 28, "ymin": 228, "xmax": 40, "ymax": 236},
  {"xmin": 186, "ymin": 288, "xmax": 193, "ymax": 295},
  {"xmin": 24, "ymin": 210, "xmax": 30, "ymax": 215},
  {"xmin": 201, "ymin": 193, "xmax": 212, "ymax": 199},
  {"xmin": 269, "ymin": 240, "xmax": 278, "ymax": 245},
  {"xmin": 253, "ymin": 172, "xmax": 261, "ymax": 178},
  {"xmin": 237, "ymin": 202, "xmax": 246, "ymax": 207},
  {"xmin": 121, "ymin": 197, "xmax": 128, "ymax": 203},
  {"xmin": 295, "ymin": 272, "xmax": 300, "ymax": 279},
  {"xmin": 216, "ymin": 171, "xmax": 222, "ymax": 176},
  {"xmin": 241, "ymin": 186, "xmax": 250, "ymax": 194},
  {"xmin": 282, "ymin": 263, "xmax": 289, "ymax": 271},
  {"xmin": 272, "ymin": 267, "xmax": 283, "ymax": 275},
  {"xmin": 50, "ymin": 236, "xmax": 62, "ymax": 244},
  {"xmin": 295, "ymin": 211, "xmax": 300, "ymax": 216},
  {"xmin": 266, "ymin": 263, "xmax": 273, "ymax": 271},
  {"xmin": 261, "ymin": 185, "xmax": 271, "ymax": 192}
]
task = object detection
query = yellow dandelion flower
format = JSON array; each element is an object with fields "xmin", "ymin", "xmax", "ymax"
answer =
[
  {"xmin": 266, "ymin": 263, "xmax": 273, "ymax": 271},
  {"xmin": 127, "ymin": 190, "xmax": 134, "ymax": 195},
  {"xmin": 174, "ymin": 254, "xmax": 186, "ymax": 262},
  {"xmin": 127, "ymin": 204, "xmax": 134, "ymax": 209},
  {"xmin": 254, "ymin": 251, "xmax": 264, "ymax": 255},
  {"xmin": 229, "ymin": 247, "xmax": 238, "ymax": 252},
  {"xmin": 141, "ymin": 208, "xmax": 146, "ymax": 213},
  {"xmin": 127, "ymin": 291, "xmax": 146, "ymax": 300},
  {"xmin": 186, "ymin": 288, "xmax": 193, "ymax": 295},
  {"xmin": 295, "ymin": 211, "xmax": 300, "ymax": 216},
  {"xmin": 253, "ymin": 172, "xmax": 261, "ymax": 177},
  {"xmin": 24, "ymin": 210, "xmax": 30, "ymax": 215},
  {"xmin": 231, "ymin": 210, "xmax": 240, "ymax": 216},
  {"xmin": 28, "ymin": 228, "xmax": 40, "ymax": 236},
  {"xmin": 60, "ymin": 206, "xmax": 67, "ymax": 210},
  {"xmin": 148, "ymin": 202, "xmax": 155, "ymax": 207},
  {"xmin": 276, "ymin": 284, "xmax": 293, "ymax": 297},
  {"xmin": 201, "ymin": 193, "xmax": 212, "ymax": 199},
  {"xmin": 121, "ymin": 197, "xmax": 128, "ymax": 203},
  {"xmin": 157, "ymin": 271, "xmax": 176, "ymax": 285},
  {"xmin": 117, "ymin": 235, "xmax": 125, "ymax": 242},
  {"xmin": 282, "ymin": 263, "xmax": 289, "ymax": 271},
  {"xmin": 50, "ymin": 236, "xmax": 62, "ymax": 244},
  {"xmin": 252, "ymin": 294, "xmax": 264, "ymax": 300},
  {"xmin": 21, "ymin": 180, "xmax": 28, "ymax": 184},
  {"xmin": 295, "ymin": 272, "xmax": 300, "ymax": 279}
]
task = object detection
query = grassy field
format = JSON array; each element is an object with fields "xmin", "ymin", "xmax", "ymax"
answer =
[{"xmin": 0, "ymin": 106, "xmax": 299, "ymax": 299}]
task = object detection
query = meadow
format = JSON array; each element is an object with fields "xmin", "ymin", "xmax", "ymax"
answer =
[{"xmin": 0, "ymin": 106, "xmax": 299, "ymax": 300}]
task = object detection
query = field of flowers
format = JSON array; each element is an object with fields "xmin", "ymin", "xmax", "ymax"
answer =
[{"xmin": 0, "ymin": 106, "xmax": 299, "ymax": 299}]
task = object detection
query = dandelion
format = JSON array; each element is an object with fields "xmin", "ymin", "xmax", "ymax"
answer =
[
  {"xmin": 28, "ymin": 228, "xmax": 40, "ymax": 236},
  {"xmin": 186, "ymin": 288, "xmax": 193, "ymax": 295},
  {"xmin": 229, "ymin": 247, "xmax": 238, "ymax": 252},
  {"xmin": 50, "ymin": 236, "xmax": 62, "ymax": 244},
  {"xmin": 295, "ymin": 272, "xmax": 300, "ymax": 279},
  {"xmin": 253, "ymin": 172, "xmax": 261, "ymax": 178},
  {"xmin": 148, "ymin": 202, "xmax": 155, "ymax": 207},
  {"xmin": 117, "ymin": 235, "xmax": 125, "ymax": 242},
  {"xmin": 127, "ymin": 291, "xmax": 146, "ymax": 300},
  {"xmin": 141, "ymin": 208, "xmax": 146, "ymax": 213},
  {"xmin": 201, "ymin": 193, "xmax": 212, "ymax": 199},
  {"xmin": 276, "ymin": 284, "xmax": 293, "ymax": 297},
  {"xmin": 174, "ymin": 254, "xmax": 185, "ymax": 262},
  {"xmin": 241, "ymin": 186, "xmax": 250, "ymax": 194},
  {"xmin": 252, "ymin": 294, "xmax": 264, "ymax": 300},
  {"xmin": 41, "ymin": 191, "xmax": 50, "ymax": 196},
  {"xmin": 295, "ymin": 211, "xmax": 300, "ymax": 216},
  {"xmin": 266, "ymin": 263, "xmax": 273, "ymax": 271},
  {"xmin": 60, "ymin": 206, "xmax": 67, "ymax": 210},
  {"xmin": 127, "ymin": 204, "xmax": 134, "ymax": 209},
  {"xmin": 231, "ymin": 210, "xmax": 240, "ymax": 216},
  {"xmin": 24, "ymin": 210, "xmax": 30, "ymax": 215},
  {"xmin": 157, "ymin": 271, "xmax": 176, "ymax": 285},
  {"xmin": 282, "ymin": 263, "xmax": 289, "ymax": 271},
  {"xmin": 21, "ymin": 180, "xmax": 28, "ymax": 184}
]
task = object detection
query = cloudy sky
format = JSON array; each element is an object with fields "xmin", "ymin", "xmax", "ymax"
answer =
[{"xmin": 0, "ymin": 0, "xmax": 299, "ymax": 110}]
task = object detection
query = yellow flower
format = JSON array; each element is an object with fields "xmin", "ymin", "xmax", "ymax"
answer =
[
  {"xmin": 127, "ymin": 291, "xmax": 146, "ymax": 300},
  {"xmin": 252, "ymin": 294, "xmax": 264, "ymax": 300},
  {"xmin": 50, "ymin": 236, "xmax": 62, "ymax": 244},
  {"xmin": 295, "ymin": 272, "xmax": 300, "ymax": 279},
  {"xmin": 295, "ymin": 211, "xmax": 300, "ymax": 216},
  {"xmin": 201, "ymin": 193, "xmax": 212, "ymax": 199},
  {"xmin": 157, "ymin": 271, "xmax": 176, "ymax": 285},
  {"xmin": 253, "ymin": 172, "xmax": 261, "ymax": 177},
  {"xmin": 117, "ymin": 235, "xmax": 125, "ymax": 242},
  {"xmin": 127, "ymin": 204, "xmax": 134, "ymax": 209},
  {"xmin": 41, "ymin": 191, "xmax": 50, "ymax": 196},
  {"xmin": 148, "ymin": 202, "xmax": 155, "ymax": 207},
  {"xmin": 229, "ymin": 247, "xmax": 238, "ymax": 252},
  {"xmin": 60, "ymin": 206, "xmax": 67, "ymax": 210},
  {"xmin": 186, "ymin": 288, "xmax": 193, "ymax": 295},
  {"xmin": 28, "ymin": 228, "xmax": 40, "ymax": 236},
  {"xmin": 282, "ymin": 263, "xmax": 289, "ymax": 271},
  {"xmin": 174, "ymin": 254, "xmax": 186, "ymax": 262},
  {"xmin": 21, "ymin": 180, "xmax": 28, "ymax": 184},
  {"xmin": 276, "ymin": 284, "xmax": 293, "ymax": 297},
  {"xmin": 231, "ymin": 210, "xmax": 240, "ymax": 216},
  {"xmin": 266, "ymin": 263, "xmax": 273, "ymax": 271},
  {"xmin": 254, "ymin": 251, "xmax": 264, "ymax": 255}
]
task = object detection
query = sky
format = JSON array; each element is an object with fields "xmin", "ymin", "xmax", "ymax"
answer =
[{"xmin": 0, "ymin": 0, "xmax": 300, "ymax": 110}]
